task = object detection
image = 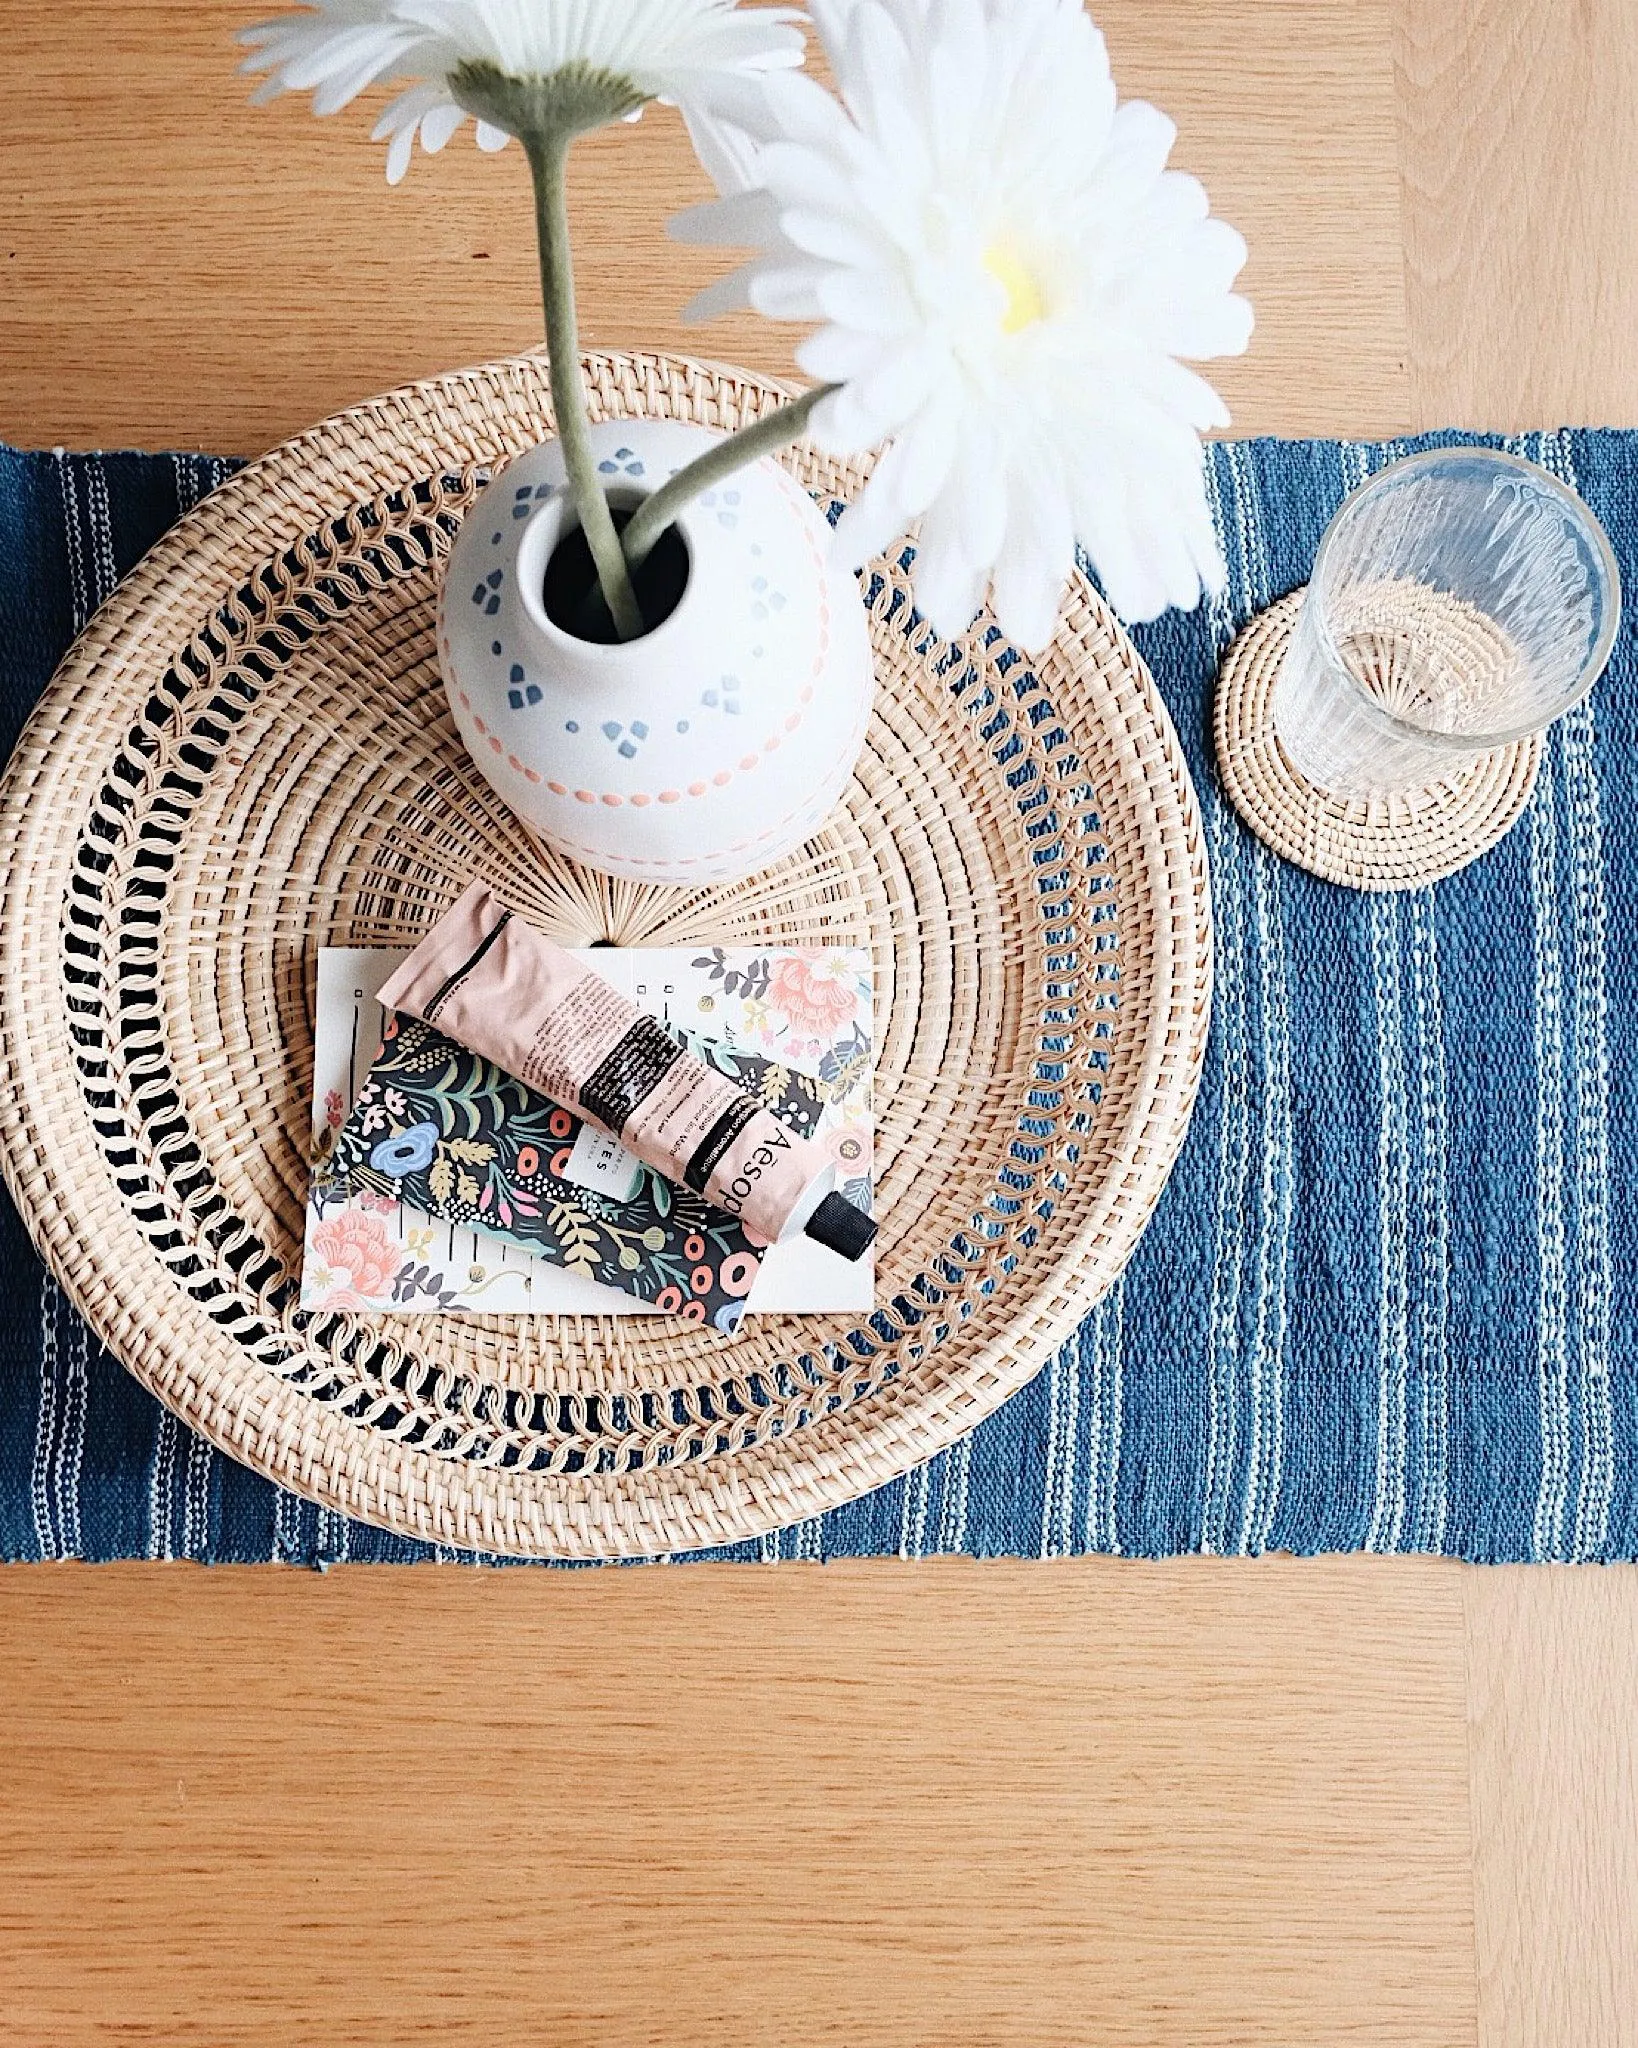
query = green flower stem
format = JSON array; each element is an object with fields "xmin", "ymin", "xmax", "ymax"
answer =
[
  {"xmin": 619, "ymin": 383, "xmax": 840, "ymax": 574},
  {"xmin": 522, "ymin": 130, "xmax": 644, "ymax": 641}
]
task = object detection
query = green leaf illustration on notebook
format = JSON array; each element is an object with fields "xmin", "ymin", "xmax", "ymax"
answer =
[{"xmin": 312, "ymin": 1012, "xmax": 824, "ymax": 1333}]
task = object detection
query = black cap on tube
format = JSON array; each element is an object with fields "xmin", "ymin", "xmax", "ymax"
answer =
[{"xmin": 804, "ymin": 1190, "xmax": 878, "ymax": 1262}]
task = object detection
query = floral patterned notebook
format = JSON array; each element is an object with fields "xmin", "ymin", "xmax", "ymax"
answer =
[
  {"xmin": 302, "ymin": 945, "xmax": 873, "ymax": 1318},
  {"xmin": 313, "ymin": 1012, "xmax": 832, "ymax": 1329}
]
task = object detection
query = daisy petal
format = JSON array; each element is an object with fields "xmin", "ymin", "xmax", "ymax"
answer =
[
  {"xmin": 669, "ymin": 190, "xmax": 786, "ymax": 246},
  {"xmin": 911, "ymin": 489, "xmax": 988, "ymax": 643},
  {"xmin": 385, "ymin": 119, "xmax": 416, "ymax": 185},
  {"xmin": 795, "ymin": 323, "xmax": 885, "ymax": 384},
  {"xmin": 418, "ymin": 98, "xmax": 465, "ymax": 153},
  {"xmin": 682, "ymin": 261, "xmax": 761, "ymax": 323}
]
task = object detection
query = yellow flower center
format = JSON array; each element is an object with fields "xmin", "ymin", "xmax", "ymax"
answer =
[{"xmin": 984, "ymin": 243, "xmax": 1045, "ymax": 333}]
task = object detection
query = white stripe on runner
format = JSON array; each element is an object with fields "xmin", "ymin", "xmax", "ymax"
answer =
[
  {"xmin": 898, "ymin": 1453, "xmax": 930, "ymax": 1560},
  {"xmin": 86, "ymin": 461, "xmax": 118, "ymax": 605},
  {"xmin": 937, "ymin": 1431, "xmax": 972, "ymax": 1555},
  {"xmin": 172, "ymin": 452, "xmax": 201, "ymax": 518},
  {"xmin": 1083, "ymin": 1278, "xmax": 1126, "ymax": 1555},
  {"xmin": 1529, "ymin": 730, "xmax": 1572, "ymax": 1559},
  {"xmin": 147, "ymin": 1409, "xmax": 181, "ymax": 1559},
  {"xmin": 1201, "ymin": 448, "xmax": 1249, "ymax": 1553},
  {"xmin": 1038, "ymin": 1348, "xmax": 1065, "ymax": 1558},
  {"xmin": 56, "ymin": 455, "xmax": 89, "ymax": 627},
  {"xmin": 1040, "ymin": 1324, "xmax": 1082, "ymax": 1557},
  {"xmin": 1539, "ymin": 432, "xmax": 1614, "ymax": 1561},
  {"xmin": 1056, "ymin": 1326, "xmax": 1081, "ymax": 1554},
  {"xmin": 57, "ymin": 1312, "xmax": 87, "ymax": 1559},
  {"xmin": 63, "ymin": 461, "xmax": 118, "ymax": 1557},
  {"xmin": 184, "ymin": 1422, "xmax": 214, "ymax": 1559},
  {"xmin": 1407, "ymin": 892, "xmax": 1452, "ymax": 1551},
  {"xmin": 1242, "ymin": 800, "xmax": 1292, "ymax": 1554},
  {"xmin": 29, "ymin": 1275, "xmax": 62, "ymax": 1558},
  {"xmin": 275, "ymin": 1484, "xmax": 301, "ymax": 1564},
  {"xmin": 29, "ymin": 458, "xmax": 103, "ymax": 1561},
  {"xmin": 1227, "ymin": 437, "xmax": 1290, "ymax": 1555},
  {"xmin": 1367, "ymin": 893, "xmax": 1411, "ymax": 1552}
]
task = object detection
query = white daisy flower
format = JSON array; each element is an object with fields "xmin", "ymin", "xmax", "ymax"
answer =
[
  {"xmin": 671, "ymin": 0, "xmax": 1253, "ymax": 646},
  {"xmin": 240, "ymin": 0, "xmax": 805, "ymax": 186}
]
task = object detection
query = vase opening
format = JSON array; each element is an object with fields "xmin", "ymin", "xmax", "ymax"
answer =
[{"xmin": 541, "ymin": 500, "xmax": 690, "ymax": 646}]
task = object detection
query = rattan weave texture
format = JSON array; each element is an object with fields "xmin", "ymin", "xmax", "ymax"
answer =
[{"xmin": 0, "ymin": 351, "xmax": 1211, "ymax": 1557}]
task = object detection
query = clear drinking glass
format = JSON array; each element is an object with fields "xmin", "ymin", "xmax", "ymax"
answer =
[{"xmin": 1272, "ymin": 449, "xmax": 1621, "ymax": 795}]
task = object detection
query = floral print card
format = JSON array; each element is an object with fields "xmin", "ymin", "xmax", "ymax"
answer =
[{"xmin": 303, "ymin": 945, "xmax": 873, "ymax": 1319}]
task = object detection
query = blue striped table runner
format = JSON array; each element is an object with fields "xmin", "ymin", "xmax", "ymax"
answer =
[{"xmin": 1, "ymin": 427, "xmax": 1634, "ymax": 1564}]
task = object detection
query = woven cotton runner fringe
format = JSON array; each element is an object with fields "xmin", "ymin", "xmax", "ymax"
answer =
[{"xmin": 2, "ymin": 428, "xmax": 1635, "ymax": 1566}]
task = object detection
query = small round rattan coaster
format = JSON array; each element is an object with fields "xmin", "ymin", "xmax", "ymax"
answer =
[{"xmin": 1214, "ymin": 588, "xmax": 1541, "ymax": 891}]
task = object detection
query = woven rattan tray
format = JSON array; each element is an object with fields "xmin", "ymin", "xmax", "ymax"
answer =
[{"xmin": 0, "ymin": 351, "xmax": 1211, "ymax": 1558}]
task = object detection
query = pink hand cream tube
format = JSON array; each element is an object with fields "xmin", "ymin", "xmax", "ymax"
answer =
[{"xmin": 376, "ymin": 883, "xmax": 876, "ymax": 1262}]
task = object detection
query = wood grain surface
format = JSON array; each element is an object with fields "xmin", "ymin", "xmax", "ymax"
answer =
[
  {"xmin": 2, "ymin": 3, "xmax": 1637, "ymax": 2044},
  {"xmin": 0, "ymin": 1561, "xmax": 1476, "ymax": 2047},
  {"xmin": 2, "ymin": 0, "xmax": 1411, "ymax": 452}
]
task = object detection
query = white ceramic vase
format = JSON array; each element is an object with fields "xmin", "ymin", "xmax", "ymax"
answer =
[{"xmin": 438, "ymin": 416, "xmax": 875, "ymax": 885}]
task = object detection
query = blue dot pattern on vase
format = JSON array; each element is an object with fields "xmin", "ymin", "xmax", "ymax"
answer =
[
  {"xmin": 565, "ymin": 720, "xmax": 578, "ymax": 734},
  {"xmin": 491, "ymin": 641, "xmax": 502, "ymax": 656},
  {"xmin": 508, "ymin": 683, "xmax": 543, "ymax": 710},
  {"xmin": 600, "ymin": 719, "xmax": 649, "ymax": 760},
  {"xmin": 597, "ymin": 447, "xmax": 646, "ymax": 477},
  {"xmin": 698, "ymin": 485, "xmax": 739, "ymax": 530},
  {"xmin": 512, "ymin": 481, "xmax": 555, "ymax": 521},
  {"xmin": 700, "ymin": 675, "xmax": 741, "ymax": 715},
  {"xmin": 676, "ymin": 719, "xmax": 689, "ymax": 734},
  {"xmin": 470, "ymin": 567, "xmax": 503, "ymax": 616}
]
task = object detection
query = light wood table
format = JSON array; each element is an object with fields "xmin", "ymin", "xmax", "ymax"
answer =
[{"xmin": 3, "ymin": 4, "xmax": 1637, "ymax": 2042}]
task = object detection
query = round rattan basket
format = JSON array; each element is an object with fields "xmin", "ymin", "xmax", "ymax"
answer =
[{"xmin": 0, "ymin": 350, "xmax": 1211, "ymax": 1558}]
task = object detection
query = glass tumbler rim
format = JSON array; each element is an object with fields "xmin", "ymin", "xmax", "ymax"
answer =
[{"xmin": 1306, "ymin": 445, "xmax": 1622, "ymax": 754}]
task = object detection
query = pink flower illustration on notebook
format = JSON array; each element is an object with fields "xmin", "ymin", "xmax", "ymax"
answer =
[
  {"xmin": 307, "ymin": 1209, "xmax": 403, "ymax": 1310},
  {"xmin": 766, "ymin": 953, "xmax": 860, "ymax": 1037}
]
